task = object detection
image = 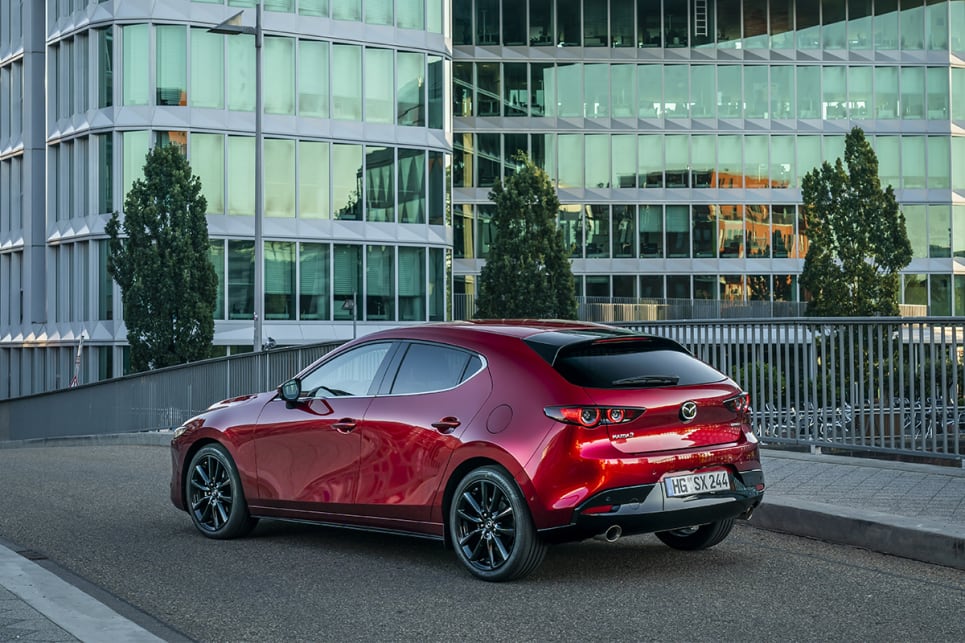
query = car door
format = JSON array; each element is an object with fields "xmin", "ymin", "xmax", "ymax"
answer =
[
  {"xmin": 250, "ymin": 341, "xmax": 396, "ymax": 519},
  {"xmin": 356, "ymin": 341, "xmax": 492, "ymax": 525}
]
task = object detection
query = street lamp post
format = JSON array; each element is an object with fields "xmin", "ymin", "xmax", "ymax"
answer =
[{"xmin": 210, "ymin": 3, "xmax": 264, "ymax": 352}]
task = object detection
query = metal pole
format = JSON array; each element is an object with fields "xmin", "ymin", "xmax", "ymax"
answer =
[{"xmin": 254, "ymin": 1, "xmax": 264, "ymax": 352}]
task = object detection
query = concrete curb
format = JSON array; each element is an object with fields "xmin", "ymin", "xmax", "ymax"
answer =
[
  {"xmin": 0, "ymin": 431, "xmax": 173, "ymax": 449},
  {"xmin": 749, "ymin": 493, "xmax": 965, "ymax": 571}
]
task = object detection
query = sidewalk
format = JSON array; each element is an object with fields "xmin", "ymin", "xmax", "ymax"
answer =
[{"xmin": 0, "ymin": 441, "xmax": 962, "ymax": 642}]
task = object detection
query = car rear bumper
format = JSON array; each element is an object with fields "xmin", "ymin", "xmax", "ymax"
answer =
[{"xmin": 537, "ymin": 469, "xmax": 764, "ymax": 544}]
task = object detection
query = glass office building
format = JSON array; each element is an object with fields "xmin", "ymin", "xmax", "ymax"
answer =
[
  {"xmin": 1, "ymin": 0, "xmax": 964, "ymax": 397},
  {"xmin": 450, "ymin": 0, "xmax": 965, "ymax": 315}
]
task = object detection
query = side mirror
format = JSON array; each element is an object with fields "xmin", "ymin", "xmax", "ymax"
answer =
[{"xmin": 280, "ymin": 379, "xmax": 301, "ymax": 403}]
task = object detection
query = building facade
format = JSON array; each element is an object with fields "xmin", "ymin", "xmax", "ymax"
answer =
[{"xmin": 1, "ymin": 0, "xmax": 964, "ymax": 398}]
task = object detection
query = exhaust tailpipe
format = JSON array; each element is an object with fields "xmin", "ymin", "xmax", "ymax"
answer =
[{"xmin": 594, "ymin": 525, "xmax": 622, "ymax": 543}]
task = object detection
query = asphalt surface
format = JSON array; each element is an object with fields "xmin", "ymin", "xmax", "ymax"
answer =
[{"xmin": 0, "ymin": 434, "xmax": 965, "ymax": 641}]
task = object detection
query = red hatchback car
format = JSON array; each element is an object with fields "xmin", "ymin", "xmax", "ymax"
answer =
[{"xmin": 171, "ymin": 320, "xmax": 764, "ymax": 581}]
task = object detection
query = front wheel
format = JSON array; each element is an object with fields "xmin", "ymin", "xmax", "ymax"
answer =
[
  {"xmin": 655, "ymin": 519, "xmax": 734, "ymax": 551},
  {"xmin": 449, "ymin": 466, "xmax": 546, "ymax": 582},
  {"xmin": 185, "ymin": 444, "xmax": 258, "ymax": 539}
]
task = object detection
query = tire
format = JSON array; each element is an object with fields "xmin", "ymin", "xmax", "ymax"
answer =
[
  {"xmin": 185, "ymin": 444, "xmax": 258, "ymax": 539},
  {"xmin": 449, "ymin": 466, "xmax": 547, "ymax": 582},
  {"xmin": 655, "ymin": 518, "xmax": 735, "ymax": 551}
]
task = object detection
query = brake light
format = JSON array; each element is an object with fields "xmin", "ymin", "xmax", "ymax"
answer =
[
  {"xmin": 544, "ymin": 406, "xmax": 644, "ymax": 428},
  {"xmin": 724, "ymin": 393, "xmax": 751, "ymax": 418}
]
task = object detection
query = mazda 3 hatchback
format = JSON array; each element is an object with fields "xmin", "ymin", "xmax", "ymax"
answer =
[{"xmin": 171, "ymin": 320, "xmax": 764, "ymax": 581}]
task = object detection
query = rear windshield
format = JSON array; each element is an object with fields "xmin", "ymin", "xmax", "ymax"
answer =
[{"xmin": 547, "ymin": 338, "xmax": 727, "ymax": 388}]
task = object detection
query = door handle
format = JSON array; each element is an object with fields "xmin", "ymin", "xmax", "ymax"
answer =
[
  {"xmin": 333, "ymin": 418, "xmax": 357, "ymax": 433},
  {"xmin": 431, "ymin": 417, "xmax": 461, "ymax": 434}
]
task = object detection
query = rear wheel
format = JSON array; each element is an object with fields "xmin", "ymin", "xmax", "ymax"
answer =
[
  {"xmin": 186, "ymin": 444, "xmax": 258, "ymax": 539},
  {"xmin": 449, "ymin": 466, "xmax": 546, "ymax": 582},
  {"xmin": 655, "ymin": 519, "xmax": 734, "ymax": 550}
]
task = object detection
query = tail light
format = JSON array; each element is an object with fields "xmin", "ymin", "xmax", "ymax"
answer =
[
  {"xmin": 724, "ymin": 393, "xmax": 751, "ymax": 420},
  {"xmin": 544, "ymin": 406, "xmax": 644, "ymax": 428}
]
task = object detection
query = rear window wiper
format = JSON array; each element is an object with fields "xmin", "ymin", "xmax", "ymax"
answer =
[{"xmin": 611, "ymin": 375, "xmax": 680, "ymax": 387}]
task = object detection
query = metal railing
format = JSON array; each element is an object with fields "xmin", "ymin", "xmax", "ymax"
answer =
[
  {"xmin": 0, "ymin": 342, "xmax": 341, "ymax": 442},
  {"xmin": 1, "ymin": 318, "xmax": 962, "ymax": 466}
]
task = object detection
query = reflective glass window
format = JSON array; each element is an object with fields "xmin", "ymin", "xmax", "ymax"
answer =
[
  {"xmin": 265, "ymin": 0, "xmax": 295, "ymax": 11},
  {"xmin": 902, "ymin": 136, "xmax": 926, "ymax": 188},
  {"xmin": 744, "ymin": 65, "xmax": 768, "ymax": 119},
  {"xmin": 333, "ymin": 244, "xmax": 362, "ymax": 318},
  {"xmin": 954, "ymin": 205, "xmax": 965, "ymax": 258},
  {"xmin": 953, "ymin": 0, "xmax": 965, "ymax": 53},
  {"xmin": 265, "ymin": 241, "xmax": 295, "ymax": 320},
  {"xmin": 299, "ymin": 0, "xmax": 329, "ymax": 16},
  {"xmin": 428, "ymin": 151, "xmax": 447, "ymax": 226},
  {"xmin": 848, "ymin": 66, "xmax": 872, "ymax": 119},
  {"xmin": 332, "ymin": 0, "xmax": 361, "ymax": 21},
  {"xmin": 429, "ymin": 248, "xmax": 445, "ymax": 321},
  {"xmin": 209, "ymin": 242, "xmax": 224, "ymax": 320},
  {"xmin": 504, "ymin": 63, "xmax": 528, "ymax": 116},
  {"xmin": 611, "ymin": 64, "xmax": 635, "ymax": 118},
  {"xmin": 823, "ymin": 134, "xmax": 845, "ymax": 164},
  {"xmin": 744, "ymin": 135, "xmax": 768, "ymax": 188},
  {"xmin": 333, "ymin": 44, "xmax": 362, "ymax": 120},
  {"xmin": 691, "ymin": 65, "xmax": 715, "ymax": 118},
  {"xmin": 900, "ymin": 0, "xmax": 925, "ymax": 50},
  {"xmin": 300, "ymin": 243, "xmax": 330, "ymax": 320},
  {"xmin": 190, "ymin": 28, "xmax": 223, "ymax": 108},
  {"xmin": 586, "ymin": 205, "xmax": 609, "ymax": 257},
  {"xmin": 718, "ymin": 135, "xmax": 742, "ymax": 188},
  {"xmin": 848, "ymin": 0, "xmax": 873, "ymax": 49},
  {"xmin": 97, "ymin": 28, "xmax": 113, "ymax": 108},
  {"xmin": 905, "ymin": 205, "xmax": 928, "ymax": 257},
  {"xmin": 743, "ymin": 0, "xmax": 767, "ymax": 48},
  {"xmin": 476, "ymin": 0, "xmax": 498, "ymax": 44},
  {"xmin": 772, "ymin": 205, "xmax": 795, "ymax": 257},
  {"xmin": 530, "ymin": 0, "xmax": 555, "ymax": 45},
  {"xmin": 299, "ymin": 140, "xmax": 329, "ymax": 219},
  {"xmin": 585, "ymin": 275, "xmax": 609, "ymax": 297},
  {"xmin": 558, "ymin": 134, "xmax": 583, "ymax": 189},
  {"xmin": 453, "ymin": 0, "xmax": 471, "ymax": 44},
  {"xmin": 398, "ymin": 246, "xmax": 426, "ymax": 321},
  {"xmin": 477, "ymin": 204, "xmax": 496, "ymax": 258},
  {"xmin": 719, "ymin": 205, "xmax": 744, "ymax": 258},
  {"xmin": 613, "ymin": 205, "xmax": 634, "ymax": 258},
  {"xmin": 822, "ymin": 0, "xmax": 846, "ymax": 49},
  {"xmin": 122, "ymin": 24, "xmax": 148, "ymax": 106},
  {"xmin": 477, "ymin": 133, "xmax": 500, "ymax": 187},
  {"xmin": 797, "ymin": 136, "xmax": 821, "ymax": 188},
  {"xmin": 266, "ymin": 138, "xmax": 295, "ymax": 217},
  {"xmin": 122, "ymin": 130, "xmax": 149, "ymax": 205},
  {"xmin": 665, "ymin": 0, "xmax": 687, "ymax": 47},
  {"xmin": 955, "ymin": 138, "xmax": 965, "ymax": 189},
  {"xmin": 156, "ymin": 25, "xmax": 186, "ymax": 106},
  {"xmin": 557, "ymin": 63, "xmax": 582, "ymax": 117},
  {"xmin": 611, "ymin": 0, "xmax": 634, "ymax": 47},
  {"xmin": 398, "ymin": 148, "xmax": 425, "ymax": 224},
  {"xmin": 717, "ymin": 0, "xmax": 741, "ymax": 47},
  {"xmin": 770, "ymin": 65, "xmax": 793, "ymax": 119},
  {"xmin": 228, "ymin": 34, "xmax": 255, "ymax": 111},
  {"xmin": 770, "ymin": 135, "xmax": 794, "ymax": 188},
  {"xmin": 531, "ymin": 63, "xmax": 553, "ymax": 116},
  {"xmin": 692, "ymin": 205, "xmax": 717, "ymax": 258},
  {"xmin": 586, "ymin": 135, "xmax": 609, "ymax": 189},
  {"xmin": 798, "ymin": 66, "xmax": 821, "ymax": 119},
  {"xmin": 638, "ymin": 134, "xmax": 664, "ymax": 188},
  {"xmin": 718, "ymin": 66, "xmax": 741, "ymax": 118},
  {"xmin": 584, "ymin": 0, "xmax": 607, "ymax": 46},
  {"xmin": 365, "ymin": 146, "xmax": 394, "ymax": 222},
  {"xmin": 638, "ymin": 0, "xmax": 661, "ymax": 46},
  {"xmin": 928, "ymin": 205, "xmax": 951, "ymax": 258},
  {"xmin": 875, "ymin": 66, "xmax": 899, "ymax": 118},
  {"xmin": 901, "ymin": 66, "xmax": 925, "ymax": 119},
  {"xmin": 928, "ymin": 136, "xmax": 950, "ymax": 189},
  {"xmin": 746, "ymin": 204, "xmax": 769, "ymax": 257},
  {"xmin": 454, "ymin": 205, "xmax": 473, "ymax": 258},
  {"xmin": 930, "ymin": 274, "xmax": 951, "ymax": 316},
  {"xmin": 638, "ymin": 205, "xmax": 663, "ymax": 257},
  {"xmin": 265, "ymin": 37, "xmax": 295, "ymax": 114},
  {"xmin": 954, "ymin": 68, "xmax": 965, "ymax": 121},
  {"xmin": 191, "ymin": 133, "xmax": 224, "ymax": 214},
  {"xmin": 796, "ymin": 0, "xmax": 821, "ymax": 48},
  {"xmin": 665, "ymin": 134, "xmax": 689, "ymax": 188},
  {"xmin": 822, "ymin": 66, "xmax": 847, "ymax": 119},
  {"xmin": 476, "ymin": 62, "xmax": 500, "ymax": 116},
  {"xmin": 559, "ymin": 204, "xmax": 583, "ymax": 258},
  {"xmin": 333, "ymin": 143, "xmax": 363, "ymax": 220},
  {"xmin": 366, "ymin": 245, "xmax": 395, "ymax": 321},
  {"xmin": 691, "ymin": 134, "xmax": 715, "ymax": 188},
  {"xmin": 666, "ymin": 206, "xmax": 690, "ymax": 258},
  {"xmin": 640, "ymin": 275, "xmax": 664, "ymax": 298},
  {"xmin": 637, "ymin": 64, "xmax": 662, "ymax": 117},
  {"xmin": 299, "ymin": 40, "xmax": 329, "ymax": 118},
  {"xmin": 926, "ymin": 67, "xmax": 949, "ymax": 119},
  {"xmin": 365, "ymin": 48, "xmax": 394, "ymax": 123},
  {"xmin": 903, "ymin": 273, "xmax": 928, "ymax": 304},
  {"xmin": 427, "ymin": 56, "xmax": 444, "ymax": 129},
  {"xmin": 366, "ymin": 0, "xmax": 392, "ymax": 25},
  {"xmin": 612, "ymin": 134, "xmax": 636, "ymax": 189},
  {"xmin": 501, "ymin": 0, "xmax": 524, "ymax": 44},
  {"xmin": 874, "ymin": 135, "xmax": 901, "ymax": 187},
  {"xmin": 558, "ymin": 0, "xmax": 580, "ymax": 46},
  {"xmin": 227, "ymin": 136, "xmax": 255, "ymax": 215},
  {"xmin": 585, "ymin": 64, "xmax": 609, "ymax": 117},
  {"xmin": 875, "ymin": 0, "xmax": 899, "ymax": 49},
  {"xmin": 228, "ymin": 240, "xmax": 254, "ymax": 319},
  {"xmin": 664, "ymin": 64, "xmax": 689, "ymax": 119},
  {"xmin": 97, "ymin": 133, "xmax": 113, "ymax": 213}
]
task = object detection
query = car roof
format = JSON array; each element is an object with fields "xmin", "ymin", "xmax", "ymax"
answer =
[{"xmin": 379, "ymin": 319, "xmax": 634, "ymax": 340}]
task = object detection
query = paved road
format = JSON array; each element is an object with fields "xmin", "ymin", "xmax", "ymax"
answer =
[{"xmin": 1, "ymin": 444, "xmax": 964, "ymax": 642}]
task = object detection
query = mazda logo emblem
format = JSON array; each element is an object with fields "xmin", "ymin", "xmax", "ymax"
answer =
[{"xmin": 680, "ymin": 401, "xmax": 698, "ymax": 422}]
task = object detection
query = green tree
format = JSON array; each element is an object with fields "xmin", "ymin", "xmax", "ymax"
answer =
[
  {"xmin": 475, "ymin": 154, "xmax": 577, "ymax": 319},
  {"xmin": 106, "ymin": 144, "xmax": 217, "ymax": 372},
  {"xmin": 799, "ymin": 127, "xmax": 912, "ymax": 316}
]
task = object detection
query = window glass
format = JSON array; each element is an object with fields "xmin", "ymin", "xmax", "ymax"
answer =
[
  {"xmin": 744, "ymin": 0, "xmax": 767, "ymax": 48},
  {"xmin": 770, "ymin": 0, "xmax": 794, "ymax": 47},
  {"xmin": 558, "ymin": 204, "xmax": 583, "ymax": 258},
  {"xmin": 557, "ymin": 0, "xmax": 580, "ymax": 45},
  {"xmin": 398, "ymin": 246, "xmax": 426, "ymax": 321},
  {"xmin": 475, "ymin": 0, "xmax": 498, "ymax": 44},
  {"xmin": 502, "ymin": 0, "xmax": 524, "ymax": 44},
  {"xmin": 746, "ymin": 205, "xmax": 769, "ymax": 257},
  {"xmin": 638, "ymin": 205, "xmax": 662, "ymax": 257},
  {"xmin": 664, "ymin": 64, "xmax": 688, "ymax": 118},
  {"xmin": 398, "ymin": 149, "xmax": 426, "ymax": 223},
  {"xmin": 122, "ymin": 24, "xmax": 149, "ymax": 106},
  {"xmin": 584, "ymin": 0, "xmax": 607, "ymax": 46},
  {"xmin": 611, "ymin": 135, "xmax": 636, "ymax": 189},
  {"xmin": 904, "ymin": 205, "xmax": 928, "ymax": 257},
  {"xmin": 901, "ymin": 67, "xmax": 925, "ymax": 119},
  {"xmin": 586, "ymin": 205, "xmax": 609, "ymax": 257},
  {"xmin": 953, "ymin": 205, "xmax": 965, "ymax": 258},
  {"xmin": 847, "ymin": 66, "xmax": 872, "ymax": 119},
  {"xmin": 930, "ymin": 274, "xmax": 951, "ymax": 315},
  {"xmin": 156, "ymin": 25, "xmax": 186, "ymax": 106},
  {"xmin": 797, "ymin": 0, "xmax": 821, "ymax": 48},
  {"xmin": 299, "ymin": 40, "xmax": 329, "ymax": 117},
  {"xmin": 558, "ymin": 134, "xmax": 583, "ymax": 189},
  {"xmin": 99, "ymin": 241, "xmax": 113, "ymax": 320},
  {"xmin": 666, "ymin": 205, "xmax": 690, "ymax": 257},
  {"xmin": 427, "ymin": 0, "xmax": 442, "ymax": 33},
  {"xmin": 334, "ymin": 244, "xmax": 362, "ymax": 317},
  {"xmin": 332, "ymin": 44, "xmax": 362, "ymax": 120},
  {"xmin": 900, "ymin": 0, "xmax": 925, "ymax": 49},
  {"xmin": 639, "ymin": 275, "xmax": 664, "ymax": 298},
  {"xmin": 797, "ymin": 66, "xmax": 821, "ymax": 119},
  {"xmin": 926, "ymin": 67, "xmax": 948, "ymax": 119},
  {"xmin": 955, "ymin": 137, "xmax": 965, "ymax": 190},
  {"xmin": 770, "ymin": 135, "xmax": 793, "ymax": 188},
  {"xmin": 228, "ymin": 240, "xmax": 254, "ymax": 319},
  {"xmin": 265, "ymin": 0, "xmax": 295, "ymax": 11},
  {"xmin": 97, "ymin": 133, "xmax": 113, "ymax": 213},
  {"xmin": 209, "ymin": 241, "xmax": 225, "ymax": 320},
  {"xmin": 665, "ymin": 134, "xmax": 689, "ymax": 188},
  {"xmin": 191, "ymin": 133, "xmax": 224, "ymax": 213},
  {"xmin": 427, "ymin": 151, "xmax": 446, "ymax": 225},
  {"xmin": 190, "ymin": 28, "xmax": 224, "ymax": 108},
  {"xmin": 822, "ymin": 0, "xmax": 846, "ymax": 49},
  {"xmin": 97, "ymin": 28, "xmax": 113, "ymax": 108},
  {"xmin": 365, "ymin": 146, "xmax": 395, "ymax": 222},
  {"xmin": 265, "ymin": 241, "xmax": 295, "ymax": 320},
  {"xmin": 875, "ymin": 0, "xmax": 899, "ymax": 49},
  {"xmin": 530, "ymin": 0, "xmax": 555, "ymax": 45},
  {"xmin": 299, "ymin": 0, "xmax": 329, "ymax": 16},
  {"xmin": 691, "ymin": 134, "xmax": 715, "ymax": 187},
  {"xmin": 902, "ymin": 136, "xmax": 926, "ymax": 188},
  {"xmin": 122, "ymin": 130, "xmax": 149, "ymax": 204},
  {"xmin": 503, "ymin": 63, "xmax": 528, "ymax": 116},
  {"xmin": 391, "ymin": 343, "xmax": 476, "ymax": 394},
  {"xmin": 772, "ymin": 205, "xmax": 795, "ymax": 257},
  {"xmin": 366, "ymin": 48, "xmax": 394, "ymax": 123},
  {"xmin": 477, "ymin": 133, "xmax": 500, "ymax": 187},
  {"xmin": 612, "ymin": 205, "xmax": 635, "ymax": 258},
  {"xmin": 639, "ymin": 0, "xmax": 661, "ymax": 46},
  {"xmin": 717, "ymin": 0, "xmax": 740, "ymax": 47},
  {"xmin": 264, "ymin": 37, "xmax": 295, "ymax": 114},
  {"xmin": 927, "ymin": 136, "xmax": 950, "ymax": 189},
  {"xmin": 744, "ymin": 135, "xmax": 768, "ymax": 188},
  {"xmin": 398, "ymin": 52, "xmax": 425, "ymax": 125},
  {"xmin": 744, "ymin": 65, "xmax": 768, "ymax": 119},
  {"xmin": 718, "ymin": 134, "xmax": 742, "ymax": 188},
  {"xmin": 228, "ymin": 136, "xmax": 255, "ymax": 215},
  {"xmin": 302, "ymin": 342, "xmax": 392, "ymax": 397},
  {"xmin": 822, "ymin": 66, "xmax": 847, "ymax": 119},
  {"xmin": 928, "ymin": 205, "xmax": 951, "ymax": 258},
  {"xmin": 691, "ymin": 65, "xmax": 715, "ymax": 118},
  {"xmin": 638, "ymin": 134, "xmax": 664, "ymax": 188},
  {"xmin": 953, "ymin": 0, "xmax": 965, "ymax": 53},
  {"xmin": 875, "ymin": 66, "xmax": 899, "ymax": 118},
  {"xmin": 611, "ymin": 0, "xmax": 634, "ymax": 47},
  {"xmin": 453, "ymin": 0, "xmax": 472, "ymax": 44},
  {"xmin": 228, "ymin": 34, "xmax": 255, "ymax": 111},
  {"xmin": 266, "ymin": 138, "xmax": 295, "ymax": 217},
  {"xmin": 477, "ymin": 204, "xmax": 496, "ymax": 258},
  {"xmin": 611, "ymin": 64, "xmax": 635, "ymax": 118},
  {"xmin": 585, "ymin": 135, "xmax": 609, "ymax": 189},
  {"xmin": 557, "ymin": 62, "xmax": 582, "ymax": 117},
  {"xmin": 299, "ymin": 243, "xmax": 330, "ymax": 319},
  {"xmin": 427, "ymin": 56, "xmax": 444, "ymax": 129},
  {"xmin": 874, "ymin": 135, "xmax": 900, "ymax": 187},
  {"xmin": 299, "ymin": 140, "xmax": 329, "ymax": 219},
  {"xmin": 718, "ymin": 66, "xmax": 741, "ymax": 118},
  {"xmin": 366, "ymin": 0, "xmax": 392, "ymax": 24},
  {"xmin": 903, "ymin": 273, "xmax": 928, "ymax": 305},
  {"xmin": 585, "ymin": 63, "xmax": 609, "ymax": 117},
  {"xmin": 664, "ymin": 0, "xmax": 687, "ymax": 46},
  {"xmin": 637, "ymin": 64, "xmax": 661, "ymax": 117},
  {"xmin": 333, "ymin": 143, "xmax": 363, "ymax": 220},
  {"xmin": 366, "ymin": 245, "xmax": 395, "ymax": 320},
  {"xmin": 332, "ymin": 0, "xmax": 361, "ymax": 21},
  {"xmin": 692, "ymin": 205, "xmax": 716, "ymax": 258}
]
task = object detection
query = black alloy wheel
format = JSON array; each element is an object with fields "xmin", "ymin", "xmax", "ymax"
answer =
[
  {"xmin": 450, "ymin": 466, "xmax": 546, "ymax": 582},
  {"xmin": 655, "ymin": 518, "xmax": 735, "ymax": 550},
  {"xmin": 186, "ymin": 444, "xmax": 258, "ymax": 539}
]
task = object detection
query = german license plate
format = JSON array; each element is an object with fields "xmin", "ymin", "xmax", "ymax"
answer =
[{"xmin": 664, "ymin": 470, "xmax": 732, "ymax": 498}]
